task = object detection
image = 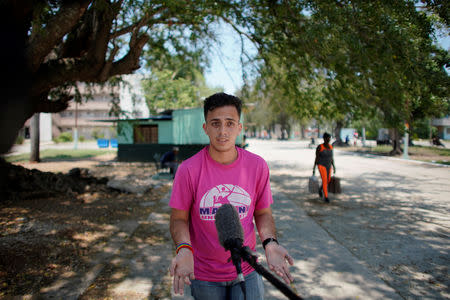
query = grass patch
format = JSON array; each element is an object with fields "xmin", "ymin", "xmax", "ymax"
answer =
[
  {"xmin": 359, "ymin": 145, "xmax": 392, "ymax": 155},
  {"xmin": 341, "ymin": 144, "xmax": 450, "ymax": 165},
  {"xmin": 426, "ymin": 160, "xmax": 450, "ymax": 165},
  {"xmin": 4, "ymin": 149, "xmax": 116, "ymax": 163},
  {"xmin": 409, "ymin": 145, "xmax": 450, "ymax": 156},
  {"xmin": 352, "ymin": 145, "xmax": 450, "ymax": 156}
]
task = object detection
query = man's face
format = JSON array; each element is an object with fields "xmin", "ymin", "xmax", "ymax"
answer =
[{"xmin": 203, "ymin": 105, "xmax": 242, "ymax": 153}]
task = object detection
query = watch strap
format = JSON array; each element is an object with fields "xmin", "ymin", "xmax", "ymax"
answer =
[{"xmin": 262, "ymin": 237, "xmax": 279, "ymax": 250}]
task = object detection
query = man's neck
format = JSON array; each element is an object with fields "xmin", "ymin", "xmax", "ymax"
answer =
[{"xmin": 208, "ymin": 146, "xmax": 238, "ymax": 165}]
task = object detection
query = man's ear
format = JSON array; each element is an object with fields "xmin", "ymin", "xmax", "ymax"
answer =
[
  {"xmin": 203, "ymin": 123, "xmax": 207, "ymax": 134},
  {"xmin": 238, "ymin": 122, "xmax": 243, "ymax": 133}
]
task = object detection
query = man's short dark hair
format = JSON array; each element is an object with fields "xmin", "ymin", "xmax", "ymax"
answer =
[
  {"xmin": 203, "ymin": 93, "xmax": 242, "ymax": 120},
  {"xmin": 323, "ymin": 132, "xmax": 331, "ymax": 139}
]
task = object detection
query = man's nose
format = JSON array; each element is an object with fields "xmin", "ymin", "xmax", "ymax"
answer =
[{"xmin": 218, "ymin": 124, "xmax": 228, "ymax": 134}]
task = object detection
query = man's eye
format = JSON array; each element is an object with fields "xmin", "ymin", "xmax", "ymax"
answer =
[
  {"xmin": 212, "ymin": 122, "xmax": 220, "ymax": 127},
  {"xmin": 227, "ymin": 122, "xmax": 235, "ymax": 127}
]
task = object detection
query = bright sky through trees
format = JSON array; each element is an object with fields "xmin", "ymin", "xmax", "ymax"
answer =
[
  {"xmin": 205, "ymin": 23, "xmax": 449, "ymax": 95},
  {"xmin": 204, "ymin": 22, "xmax": 257, "ymax": 94}
]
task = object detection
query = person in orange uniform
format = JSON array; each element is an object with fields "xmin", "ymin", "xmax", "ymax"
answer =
[{"xmin": 313, "ymin": 132, "xmax": 336, "ymax": 203}]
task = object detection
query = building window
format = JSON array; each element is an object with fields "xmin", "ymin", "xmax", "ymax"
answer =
[
  {"xmin": 446, "ymin": 127, "xmax": 450, "ymax": 135},
  {"xmin": 134, "ymin": 125, "xmax": 158, "ymax": 143}
]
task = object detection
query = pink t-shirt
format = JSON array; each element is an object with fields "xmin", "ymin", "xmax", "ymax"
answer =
[{"xmin": 169, "ymin": 146, "xmax": 273, "ymax": 281}]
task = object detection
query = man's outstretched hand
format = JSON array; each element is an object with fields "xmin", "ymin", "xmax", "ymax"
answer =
[
  {"xmin": 265, "ymin": 243, "xmax": 294, "ymax": 284},
  {"xmin": 169, "ymin": 248, "xmax": 195, "ymax": 295}
]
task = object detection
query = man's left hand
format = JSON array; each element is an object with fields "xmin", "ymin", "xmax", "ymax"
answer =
[{"xmin": 265, "ymin": 243, "xmax": 294, "ymax": 284}]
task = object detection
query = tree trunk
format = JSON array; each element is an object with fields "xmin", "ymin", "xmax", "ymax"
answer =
[
  {"xmin": 30, "ymin": 113, "xmax": 40, "ymax": 162},
  {"xmin": 0, "ymin": 1, "xmax": 147, "ymax": 155},
  {"xmin": 429, "ymin": 119, "xmax": 433, "ymax": 141},
  {"xmin": 333, "ymin": 120, "xmax": 346, "ymax": 146},
  {"xmin": 0, "ymin": 5, "xmax": 34, "ymax": 155},
  {"xmin": 389, "ymin": 128, "xmax": 402, "ymax": 155},
  {"xmin": 362, "ymin": 127, "xmax": 366, "ymax": 146},
  {"xmin": 407, "ymin": 124, "xmax": 414, "ymax": 146}
]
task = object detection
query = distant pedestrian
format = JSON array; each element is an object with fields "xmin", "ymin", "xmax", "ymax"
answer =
[
  {"xmin": 161, "ymin": 147, "xmax": 180, "ymax": 176},
  {"xmin": 313, "ymin": 133, "xmax": 336, "ymax": 203},
  {"xmin": 309, "ymin": 136, "xmax": 316, "ymax": 148},
  {"xmin": 353, "ymin": 131, "xmax": 359, "ymax": 146},
  {"xmin": 432, "ymin": 136, "xmax": 445, "ymax": 147}
]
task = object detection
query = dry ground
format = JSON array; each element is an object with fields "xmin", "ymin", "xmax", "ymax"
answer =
[
  {"xmin": 1, "ymin": 144, "xmax": 448, "ymax": 299},
  {"xmin": 0, "ymin": 155, "xmax": 173, "ymax": 299}
]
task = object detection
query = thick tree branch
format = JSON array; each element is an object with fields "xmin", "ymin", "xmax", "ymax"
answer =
[
  {"xmin": 86, "ymin": 3, "xmax": 116, "ymax": 64},
  {"xmin": 58, "ymin": 8, "xmax": 96, "ymax": 59},
  {"xmin": 26, "ymin": 1, "xmax": 92, "ymax": 72},
  {"xmin": 32, "ymin": 57, "xmax": 101, "ymax": 96},
  {"xmin": 109, "ymin": 34, "xmax": 149, "ymax": 77},
  {"xmin": 99, "ymin": 45, "xmax": 121, "ymax": 82},
  {"xmin": 32, "ymin": 31, "xmax": 147, "ymax": 95},
  {"xmin": 35, "ymin": 94, "xmax": 72, "ymax": 113}
]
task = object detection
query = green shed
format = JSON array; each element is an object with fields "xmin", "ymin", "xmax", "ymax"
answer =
[{"xmin": 117, "ymin": 107, "xmax": 243, "ymax": 162}]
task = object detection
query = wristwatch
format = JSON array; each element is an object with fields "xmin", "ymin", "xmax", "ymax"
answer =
[{"xmin": 262, "ymin": 237, "xmax": 279, "ymax": 250}]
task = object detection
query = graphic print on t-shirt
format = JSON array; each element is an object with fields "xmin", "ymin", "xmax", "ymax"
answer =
[{"xmin": 199, "ymin": 184, "xmax": 251, "ymax": 221}]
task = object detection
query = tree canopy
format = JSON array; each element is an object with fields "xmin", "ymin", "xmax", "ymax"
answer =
[
  {"xmin": 0, "ymin": 0, "xmax": 236, "ymax": 154},
  {"xmin": 0, "ymin": 0, "xmax": 448, "ymax": 154},
  {"xmin": 234, "ymin": 0, "xmax": 448, "ymax": 150},
  {"xmin": 141, "ymin": 49, "xmax": 221, "ymax": 113},
  {"xmin": 245, "ymin": 1, "xmax": 448, "ymax": 125}
]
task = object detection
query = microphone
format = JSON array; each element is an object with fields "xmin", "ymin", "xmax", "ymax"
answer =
[
  {"xmin": 215, "ymin": 204, "xmax": 246, "ymax": 285},
  {"xmin": 215, "ymin": 203, "xmax": 244, "ymax": 251},
  {"xmin": 215, "ymin": 204, "xmax": 303, "ymax": 300}
]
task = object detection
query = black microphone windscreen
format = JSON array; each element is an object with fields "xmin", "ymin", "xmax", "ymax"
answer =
[{"xmin": 215, "ymin": 204, "xmax": 244, "ymax": 250}]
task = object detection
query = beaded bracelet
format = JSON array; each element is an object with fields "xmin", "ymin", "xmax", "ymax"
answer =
[{"xmin": 176, "ymin": 242, "xmax": 193, "ymax": 254}]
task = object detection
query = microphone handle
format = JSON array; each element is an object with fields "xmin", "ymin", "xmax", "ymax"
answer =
[
  {"xmin": 231, "ymin": 249, "xmax": 245, "ymax": 282},
  {"xmin": 230, "ymin": 248, "xmax": 247, "ymax": 300},
  {"xmin": 239, "ymin": 247, "xmax": 303, "ymax": 300}
]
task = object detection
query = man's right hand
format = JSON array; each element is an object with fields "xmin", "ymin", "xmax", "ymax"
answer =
[{"xmin": 169, "ymin": 248, "xmax": 195, "ymax": 295}]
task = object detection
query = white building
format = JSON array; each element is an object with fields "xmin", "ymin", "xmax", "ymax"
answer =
[
  {"xmin": 22, "ymin": 113, "xmax": 53, "ymax": 142},
  {"xmin": 119, "ymin": 74, "xmax": 149, "ymax": 118},
  {"xmin": 432, "ymin": 116, "xmax": 450, "ymax": 140},
  {"xmin": 20, "ymin": 74, "xmax": 150, "ymax": 142}
]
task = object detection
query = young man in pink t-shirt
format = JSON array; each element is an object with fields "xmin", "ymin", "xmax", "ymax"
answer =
[{"xmin": 169, "ymin": 93, "xmax": 294, "ymax": 299}]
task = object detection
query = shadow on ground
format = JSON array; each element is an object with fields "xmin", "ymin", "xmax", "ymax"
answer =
[{"xmin": 268, "ymin": 168, "xmax": 449, "ymax": 299}]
